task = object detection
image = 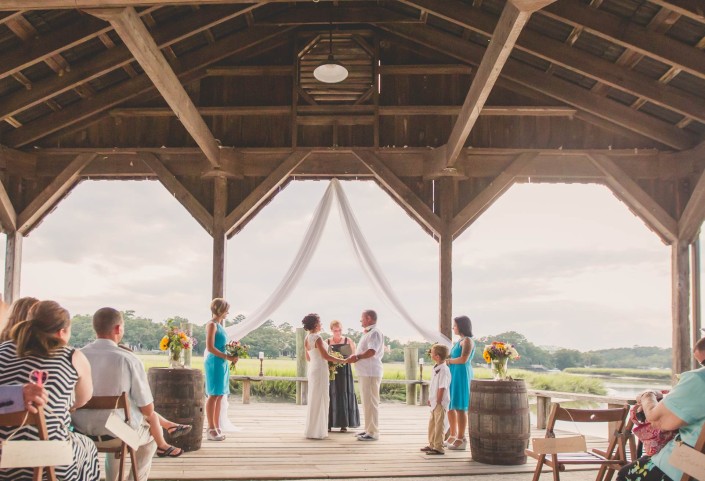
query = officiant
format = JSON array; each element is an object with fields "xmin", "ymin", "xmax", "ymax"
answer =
[{"xmin": 328, "ymin": 320, "xmax": 360, "ymax": 433}]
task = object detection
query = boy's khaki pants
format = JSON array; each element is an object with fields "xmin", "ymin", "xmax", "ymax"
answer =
[{"xmin": 427, "ymin": 404, "xmax": 446, "ymax": 452}]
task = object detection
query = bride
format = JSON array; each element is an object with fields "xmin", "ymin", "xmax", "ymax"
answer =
[{"xmin": 302, "ymin": 313, "xmax": 347, "ymax": 439}]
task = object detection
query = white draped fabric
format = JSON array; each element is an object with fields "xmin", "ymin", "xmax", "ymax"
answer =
[{"xmin": 224, "ymin": 178, "xmax": 450, "ymax": 347}]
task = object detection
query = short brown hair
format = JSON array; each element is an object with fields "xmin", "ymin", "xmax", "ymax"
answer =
[
  {"xmin": 211, "ymin": 298, "xmax": 230, "ymax": 318},
  {"xmin": 363, "ymin": 309, "xmax": 377, "ymax": 322},
  {"xmin": 93, "ymin": 307, "xmax": 123, "ymax": 336},
  {"xmin": 431, "ymin": 344, "xmax": 449, "ymax": 361},
  {"xmin": 0, "ymin": 296, "xmax": 39, "ymax": 342},
  {"xmin": 330, "ymin": 320, "xmax": 342, "ymax": 330},
  {"xmin": 12, "ymin": 300, "xmax": 70, "ymax": 358},
  {"xmin": 302, "ymin": 313, "xmax": 320, "ymax": 331}
]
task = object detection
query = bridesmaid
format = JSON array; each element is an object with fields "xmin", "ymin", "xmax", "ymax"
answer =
[
  {"xmin": 446, "ymin": 315, "xmax": 475, "ymax": 450},
  {"xmin": 204, "ymin": 298, "xmax": 238, "ymax": 442},
  {"xmin": 328, "ymin": 320, "xmax": 360, "ymax": 432}
]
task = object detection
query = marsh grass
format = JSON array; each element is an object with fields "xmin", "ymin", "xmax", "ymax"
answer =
[{"xmin": 564, "ymin": 367, "xmax": 671, "ymax": 381}]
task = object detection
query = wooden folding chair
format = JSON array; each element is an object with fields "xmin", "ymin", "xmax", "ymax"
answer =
[
  {"xmin": 526, "ymin": 403, "xmax": 631, "ymax": 481},
  {"xmin": 77, "ymin": 393, "xmax": 138, "ymax": 481},
  {"xmin": 673, "ymin": 420, "xmax": 705, "ymax": 481},
  {"xmin": 0, "ymin": 406, "xmax": 57, "ymax": 481},
  {"xmin": 593, "ymin": 413, "xmax": 638, "ymax": 481}
]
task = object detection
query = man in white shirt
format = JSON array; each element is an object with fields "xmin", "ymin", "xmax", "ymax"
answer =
[
  {"xmin": 348, "ymin": 309, "xmax": 384, "ymax": 441},
  {"xmin": 71, "ymin": 307, "xmax": 157, "ymax": 481}
]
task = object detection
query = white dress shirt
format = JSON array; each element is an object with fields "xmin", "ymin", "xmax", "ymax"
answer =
[
  {"xmin": 355, "ymin": 325, "xmax": 385, "ymax": 378},
  {"xmin": 72, "ymin": 339, "xmax": 154, "ymax": 435},
  {"xmin": 429, "ymin": 363, "xmax": 451, "ymax": 410}
]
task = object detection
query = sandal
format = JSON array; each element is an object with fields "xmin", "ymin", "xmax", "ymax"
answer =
[
  {"xmin": 340, "ymin": 427, "xmax": 347, "ymax": 433},
  {"xmin": 166, "ymin": 424, "xmax": 192, "ymax": 438},
  {"xmin": 156, "ymin": 445, "xmax": 183, "ymax": 458}
]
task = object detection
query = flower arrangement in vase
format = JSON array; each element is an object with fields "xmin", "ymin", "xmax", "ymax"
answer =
[
  {"xmin": 159, "ymin": 319, "xmax": 193, "ymax": 368},
  {"xmin": 482, "ymin": 341, "xmax": 520, "ymax": 380}
]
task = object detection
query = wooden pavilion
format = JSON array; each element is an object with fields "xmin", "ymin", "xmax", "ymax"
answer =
[{"xmin": 0, "ymin": 0, "xmax": 703, "ymax": 374}]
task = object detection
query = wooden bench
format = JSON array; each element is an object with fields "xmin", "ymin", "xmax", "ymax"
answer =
[{"xmin": 230, "ymin": 375, "xmax": 430, "ymax": 405}]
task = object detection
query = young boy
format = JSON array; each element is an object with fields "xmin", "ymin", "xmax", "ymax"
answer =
[{"xmin": 421, "ymin": 344, "xmax": 451, "ymax": 455}]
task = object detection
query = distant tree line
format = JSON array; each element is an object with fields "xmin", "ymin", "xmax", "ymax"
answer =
[{"xmin": 68, "ymin": 312, "xmax": 671, "ymax": 369}]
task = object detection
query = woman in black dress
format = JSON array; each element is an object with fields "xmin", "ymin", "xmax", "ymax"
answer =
[{"xmin": 328, "ymin": 320, "xmax": 360, "ymax": 432}]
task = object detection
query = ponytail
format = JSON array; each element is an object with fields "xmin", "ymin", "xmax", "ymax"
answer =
[{"xmin": 12, "ymin": 300, "xmax": 70, "ymax": 358}]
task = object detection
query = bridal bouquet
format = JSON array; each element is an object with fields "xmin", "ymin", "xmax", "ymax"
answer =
[
  {"xmin": 328, "ymin": 351, "xmax": 345, "ymax": 380},
  {"xmin": 225, "ymin": 340, "xmax": 249, "ymax": 372}
]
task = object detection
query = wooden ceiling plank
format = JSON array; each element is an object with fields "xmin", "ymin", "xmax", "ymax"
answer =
[
  {"xmin": 354, "ymin": 150, "xmax": 441, "ymax": 236},
  {"xmin": 445, "ymin": 0, "xmax": 556, "ymax": 167},
  {"xmin": 541, "ymin": 0, "xmax": 705, "ymax": 81},
  {"xmin": 399, "ymin": 0, "xmax": 705, "ymax": 124},
  {"xmin": 0, "ymin": 4, "xmax": 258, "ymax": 124},
  {"xmin": 224, "ymin": 150, "xmax": 311, "ymax": 236},
  {"xmin": 0, "ymin": 0, "xmax": 340, "ymax": 8},
  {"xmin": 16, "ymin": 153, "xmax": 96, "ymax": 235},
  {"xmin": 140, "ymin": 153, "xmax": 214, "ymax": 234},
  {"xmin": 90, "ymin": 7, "xmax": 221, "ymax": 168},
  {"xmin": 258, "ymin": 6, "xmax": 422, "ymax": 24},
  {"xmin": 381, "ymin": 23, "xmax": 697, "ymax": 150},
  {"xmin": 588, "ymin": 153, "xmax": 678, "ymax": 244},
  {"xmin": 4, "ymin": 25, "xmax": 290, "ymax": 148},
  {"xmin": 678, "ymin": 163, "xmax": 705, "ymax": 243},
  {"xmin": 451, "ymin": 152, "xmax": 537, "ymax": 238},
  {"xmin": 647, "ymin": 0, "xmax": 705, "ymax": 24}
]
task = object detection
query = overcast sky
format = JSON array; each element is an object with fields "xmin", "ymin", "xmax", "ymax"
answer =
[{"xmin": 7, "ymin": 178, "xmax": 698, "ymax": 351}]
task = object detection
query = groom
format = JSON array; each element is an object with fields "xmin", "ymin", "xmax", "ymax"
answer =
[{"xmin": 348, "ymin": 309, "xmax": 384, "ymax": 441}]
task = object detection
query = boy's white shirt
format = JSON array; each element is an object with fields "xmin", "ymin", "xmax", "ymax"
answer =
[{"xmin": 429, "ymin": 362, "xmax": 451, "ymax": 410}]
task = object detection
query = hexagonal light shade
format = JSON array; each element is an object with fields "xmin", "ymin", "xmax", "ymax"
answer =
[{"xmin": 313, "ymin": 54, "xmax": 349, "ymax": 84}]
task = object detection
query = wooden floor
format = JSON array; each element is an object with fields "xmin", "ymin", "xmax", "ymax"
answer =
[{"xmin": 132, "ymin": 400, "xmax": 609, "ymax": 480}]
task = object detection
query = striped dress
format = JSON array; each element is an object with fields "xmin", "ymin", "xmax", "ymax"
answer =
[{"xmin": 0, "ymin": 341, "xmax": 100, "ymax": 481}]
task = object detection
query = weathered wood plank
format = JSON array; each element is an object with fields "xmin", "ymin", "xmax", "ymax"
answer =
[
  {"xmin": 678, "ymin": 164, "xmax": 705, "ymax": 243},
  {"xmin": 3, "ymin": 232, "xmax": 21, "ymax": 305},
  {"xmin": 672, "ymin": 240, "xmax": 691, "ymax": 377}
]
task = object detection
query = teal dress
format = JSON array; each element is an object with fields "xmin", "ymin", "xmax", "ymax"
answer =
[
  {"xmin": 449, "ymin": 339, "xmax": 475, "ymax": 411},
  {"xmin": 204, "ymin": 321, "xmax": 229, "ymax": 396}
]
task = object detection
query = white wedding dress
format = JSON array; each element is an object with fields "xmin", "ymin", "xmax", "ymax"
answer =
[{"xmin": 304, "ymin": 333, "xmax": 330, "ymax": 439}]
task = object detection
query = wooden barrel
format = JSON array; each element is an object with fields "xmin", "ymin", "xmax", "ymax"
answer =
[
  {"xmin": 469, "ymin": 379, "xmax": 530, "ymax": 465},
  {"xmin": 148, "ymin": 367, "xmax": 204, "ymax": 452}
]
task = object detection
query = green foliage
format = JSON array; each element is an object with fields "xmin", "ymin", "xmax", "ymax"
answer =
[
  {"xmin": 553, "ymin": 349, "xmax": 584, "ymax": 370},
  {"xmin": 475, "ymin": 331, "xmax": 554, "ymax": 368},
  {"xmin": 564, "ymin": 367, "xmax": 671, "ymax": 380},
  {"xmin": 582, "ymin": 347, "xmax": 671, "ymax": 369},
  {"xmin": 521, "ymin": 371, "xmax": 606, "ymax": 395}
]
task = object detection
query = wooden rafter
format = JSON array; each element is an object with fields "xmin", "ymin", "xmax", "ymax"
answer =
[
  {"xmin": 399, "ymin": 0, "xmax": 705, "ymax": 125},
  {"xmin": 224, "ymin": 150, "xmax": 311, "ymax": 237},
  {"xmin": 0, "ymin": 0, "xmax": 325, "ymax": 8},
  {"xmin": 258, "ymin": 6, "xmax": 421, "ymax": 24},
  {"xmin": 380, "ymin": 23, "xmax": 697, "ymax": 150},
  {"xmin": 451, "ymin": 152, "xmax": 537, "ymax": 238},
  {"xmin": 91, "ymin": 7, "xmax": 221, "ymax": 168},
  {"xmin": 0, "ymin": 179, "xmax": 17, "ymax": 232},
  {"xmin": 0, "ymin": 5, "xmax": 261, "ymax": 124},
  {"xmin": 587, "ymin": 153, "xmax": 678, "ymax": 244},
  {"xmin": 140, "ymin": 153, "xmax": 214, "ymax": 235},
  {"xmin": 16, "ymin": 153, "xmax": 96, "ymax": 235},
  {"xmin": 541, "ymin": 0, "xmax": 705, "ymax": 82},
  {"xmin": 648, "ymin": 0, "xmax": 705, "ymax": 24},
  {"xmin": 445, "ymin": 0, "xmax": 556, "ymax": 167},
  {"xmin": 678, "ymin": 164, "xmax": 705, "ymax": 244},
  {"xmin": 353, "ymin": 150, "xmax": 441, "ymax": 236},
  {"xmin": 4, "ymin": 25, "xmax": 290, "ymax": 148}
]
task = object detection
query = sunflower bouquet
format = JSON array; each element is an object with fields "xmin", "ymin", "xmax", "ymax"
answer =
[
  {"xmin": 482, "ymin": 341, "xmax": 520, "ymax": 380},
  {"xmin": 159, "ymin": 319, "xmax": 193, "ymax": 366}
]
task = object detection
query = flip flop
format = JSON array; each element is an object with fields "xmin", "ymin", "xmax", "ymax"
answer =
[
  {"xmin": 425, "ymin": 449, "xmax": 444, "ymax": 455},
  {"xmin": 156, "ymin": 445, "xmax": 183, "ymax": 458},
  {"xmin": 167, "ymin": 424, "xmax": 192, "ymax": 438},
  {"xmin": 420, "ymin": 446, "xmax": 434, "ymax": 452}
]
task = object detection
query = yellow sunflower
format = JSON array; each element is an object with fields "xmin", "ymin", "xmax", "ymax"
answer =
[{"xmin": 159, "ymin": 336, "xmax": 169, "ymax": 351}]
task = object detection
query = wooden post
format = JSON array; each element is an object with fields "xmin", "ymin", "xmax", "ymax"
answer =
[
  {"xmin": 4, "ymin": 231, "xmax": 22, "ymax": 305},
  {"xmin": 607, "ymin": 403, "xmax": 622, "ymax": 441},
  {"xmin": 212, "ymin": 176, "xmax": 227, "ymax": 299},
  {"xmin": 672, "ymin": 240, "xmax": 691, "ymax": 380},
  {"xmin": 535, "ymin": 395, "xmax": 551, "ymax": 429},
  {"xmin": 692, "ymin": 237, "xmax": 702, "ymax": 370},
  {"xmin": 438, "ymin": 177, "xmax": 454, "ymax": 339},
  {"xmin": 404, "ymin": 347, "xmax": 418, "ymax": 406},
  {"xmin": 242, "ymin": 379, "xmax": 251, "ymax": 405},
  {"xmin": 296, "ymin": 327, "xmax": 307, "ymax": 405}
]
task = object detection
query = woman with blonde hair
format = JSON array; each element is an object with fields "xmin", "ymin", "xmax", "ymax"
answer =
[
  {"xmin": 0, "ymin": 296, "xmax": 39, "ymax": 342},
  {"xmin": 0, "ymin": 300, "xmax": 100, "ymax": 481},
  {"xmin": 204, "ymin": 298, "xmax": 238, "ymax": 441}
]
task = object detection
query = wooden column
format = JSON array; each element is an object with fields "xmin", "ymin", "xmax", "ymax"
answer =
[
  {"xmin": 692, "ymin": 236, "xmax": 702, "ymax": 369},
  {"xmin": 438, "ymin": 177, "xmax": 454, "ymax": 339},
  {"xmin": 212, "ymin": 176, "xmax": 227, "ymax": 299},
  {"xmin": 672, "ymin": 240, "xmax": 691, "ymax": 378},
  {"xmin": 4, "ymin": 231, "xmax": 22, "ymax": 305}
]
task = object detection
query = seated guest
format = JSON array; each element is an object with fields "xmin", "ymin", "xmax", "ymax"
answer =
[
  {"xmin": 0, "ymin": 297, "xmax": 39, "ymax": 342},
  {"xmin": 0, "ymin": 300, "xmax": 100, "ymax": 481},
  {"xmin": 0, "ymin": 383, "xmax": 48, "ymax": 414},
  {"xmin": 617, "ymin": 337, "xmax": 705, "ymax": 481},
  {"xmin": 72, "ymin": 307, "xmax": 159, "ymax": 481}
]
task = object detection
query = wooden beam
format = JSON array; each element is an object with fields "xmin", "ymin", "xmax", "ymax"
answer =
[
  {"xmin": 92, "ymin": 7, "xmax": 220, "ymax": 168},
  {"xmin": 224, "ymin": 150, "xmax": 311, "ymax": 237},
  {"xmin": 140, "ymin": 153, "xmax": 214, "ymax": 235},
  {"xmin": 4, "ymin": 232, "xmax": 22, "ymax": 305},
  {"xmin": 541, "ymin": 0, "xmax": 705, "ymax": 82},
  {"xmin": 380, "ymin": 64, "xmax": 472, "ymax": 75},
  {"xmin": 648, "ymin": 0, "xmax": 705, "ymax": 24},
  {"xmin": 16, "ymin": 153, "xmax": 96, "ymax": 235},
  {"xmin": 678, "ymin": 165, "xmax": 705, "ymax": 243},
  {"xmin": 445, "ymin": 0, "xmax": 554, "ymax": 167},
  {"xmin": 588, "ymin": 153, "xmax": 678, "ymax": 244},
  {"xmin": 438, "ymin": 176, "xmax": 453, "ymax": 340},
  {"xmin": 0, "ymin": 179, "xmax": 17, "ymax": 233},
  {"xmin": 672, "ymin": 240, "xmax": 691, "ymax": 376},
  {"xmin": 212, "ymin": 176, "xmax": 227, "ymax": 299},
  {"xmin": 353, "ymin": 150, "xmax": 441, "ymax": 236},
  {"xmin": 257, "ymin": 6, "xmax": 421, "ymax": 24},
  {"xmin": 0, "ymin": 5, "xmax": 258, "ymax": 124},
  {"xmin": 400, "ymin": 0, "xmax": 705, "ymax": 125},
  {"xmin": 0, "ymin": 0, "xmax": 342, "ymax": 9},
  {"xmin": 5, "ymin": 25, "xmax": 290, "ymax": 148},
  {"xmin": 451, "ymin": 152, "xmax": 537, "ymax": 238},
  {"xmin": 207, "ymin": 65, "xmax": 293, "ymax": 76},
  {"xmin": 380, "ymin": 23, "xmax": 698, "ymax": 150},
  {"xmin": 692, "ymin": 238, "xmax": 702, "ymax": 370}
]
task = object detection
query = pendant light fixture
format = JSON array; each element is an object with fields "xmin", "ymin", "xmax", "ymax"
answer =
[{"xmin": 313, "ymin": 26, "xmax": 348, "ymax": 84}]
